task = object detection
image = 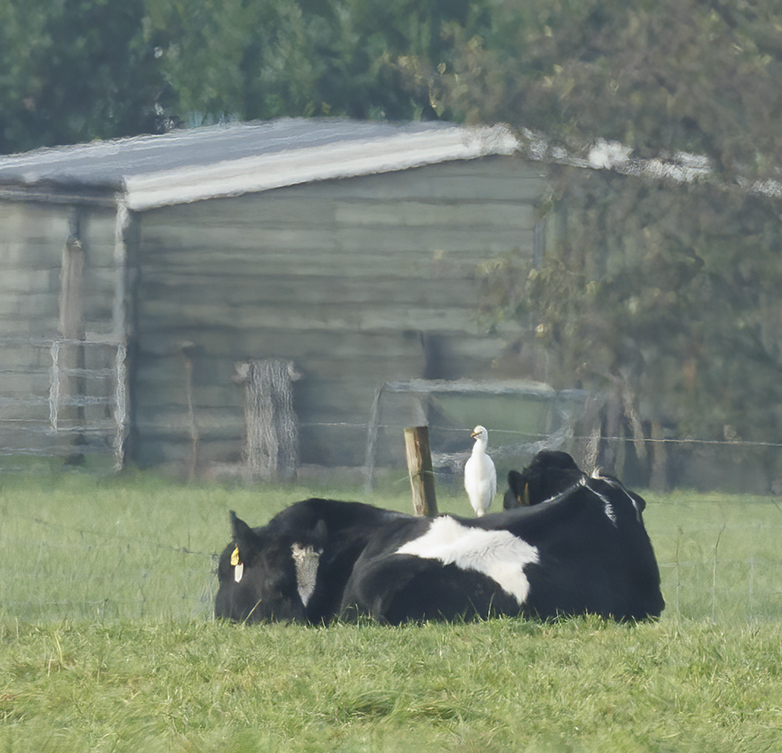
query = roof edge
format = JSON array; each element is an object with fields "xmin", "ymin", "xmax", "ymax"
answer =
[{"xmin": 124, "ymin": 124, "xmax": 518, "ymax": 211}]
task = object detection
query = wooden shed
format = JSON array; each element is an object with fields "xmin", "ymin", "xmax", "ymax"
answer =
[{"xmin": 0, "ymin": 118, "xmax": 552, "ymax": 478}]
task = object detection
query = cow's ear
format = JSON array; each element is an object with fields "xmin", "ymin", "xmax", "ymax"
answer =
[{"xmin": 230, "ymin": 510, "xmax": 261, "ymax": 560}]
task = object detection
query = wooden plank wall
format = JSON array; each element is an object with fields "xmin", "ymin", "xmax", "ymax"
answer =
[
  {"xmin": 0, "ymin": 201, "xmax": 119, "ymax": 337},
  {"xmin": 0, "ymin": 202, "xmax": 70, "ymax": 339},
  {"xmin": 133, "ymin": 156, "xmax": 545, "ymax": 472},
  {"xmin": 0, "ymin": 199, "xmax": 121, "ymax": 456}
]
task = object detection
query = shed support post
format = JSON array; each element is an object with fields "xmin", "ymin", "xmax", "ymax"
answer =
[
  {"xmin": 112, "ymin": 200, "xmax": 136, "ymax": 468},
  {"xmin": 363, "ymin": 382, "xmax": 386, "ymax": 497},
  {"xmin": 58, "ymin": 210, "xmax": 86, "ymax": 463}
]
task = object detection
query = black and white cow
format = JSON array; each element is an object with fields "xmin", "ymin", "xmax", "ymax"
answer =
[
  {"xmin": 215, "ymin": 500, "xmax": 405, "ymax": 624},
  {"xmin": 215, "ymin": 452, "xmax": 664, "ymax": 624}
]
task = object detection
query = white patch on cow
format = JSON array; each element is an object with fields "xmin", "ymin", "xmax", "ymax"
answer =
[
  {"xmin": 590, "ymin": 475, "xmax": 642, "ymax": 524},
  {"xmin": 395, "ymin": 516, "xmax": 539, "ymax": 605},
  {"xmin": 536, "ymin": 476, "xmax": 587, "ymax": 507},
  {"xmin": 610, "ymin": 476, "xmax": 641, "ymax": 519},
  {"xmin": 584, "ymin": 480, "xmax": 617, "ymax": 526},
  {"xmin": 291, "ymin": 543, "xmax": 320, "ymax": 607}
]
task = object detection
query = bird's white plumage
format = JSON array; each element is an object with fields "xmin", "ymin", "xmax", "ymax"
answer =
[{"xmin": 464, "ymin": 425, "xmax": 496, "ymax": 516}]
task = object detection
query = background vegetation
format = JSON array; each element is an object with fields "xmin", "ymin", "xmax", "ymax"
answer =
[
  {"xmin": 1, "ymin": 473, "xmax": 781, "ymax": 751},
  {"xmin": 4, "ymin": 0, "xmax": 781, "ymax": 170},
  {"xmin": 3, "ymin": 1, "xmax": 782, "ymax": 481}
]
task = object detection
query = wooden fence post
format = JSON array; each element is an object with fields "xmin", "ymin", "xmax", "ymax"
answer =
[{"xmin": 404, "ymin": 426, "xmax": 438, "ymax": 517}]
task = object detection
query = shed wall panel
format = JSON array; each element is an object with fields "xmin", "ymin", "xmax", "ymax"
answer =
[
  {"xmin": 129, "ymin": 157, "xmax": 544, "ymax": 471},
  {"xmin": 0, "ymin": 200, "xmax": 123, "ymax": 465}
]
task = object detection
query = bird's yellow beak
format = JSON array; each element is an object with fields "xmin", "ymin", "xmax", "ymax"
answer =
[{"xmin": 471, "ymin": 430, "xmax": 479, "ymax": 438}]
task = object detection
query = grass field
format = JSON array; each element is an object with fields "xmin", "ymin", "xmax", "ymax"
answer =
[{"xmin": 1, "ymin": 470, "xmax": 781, "ymax": 752}]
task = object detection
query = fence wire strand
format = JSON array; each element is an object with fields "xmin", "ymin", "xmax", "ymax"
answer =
[{"xmin": 2, "ymin": 505, "xmax": 781, "ymax": 624}]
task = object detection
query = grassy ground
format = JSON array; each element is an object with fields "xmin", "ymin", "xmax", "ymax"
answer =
[
  {"xmin": 1, "ymin": 471, "xmax": 781, "ymax": 751},
  {"xmin": 2, "ymin": 617, "xmax": 780, "ymax": 752}
]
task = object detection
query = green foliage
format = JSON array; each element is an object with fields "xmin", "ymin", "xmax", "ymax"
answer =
[
  {"xmin": 483, "ymin": 169, "xmax": 782, "ymax": 450},
  {"xmin": 146, "ymin": 0, "xmax": 251, "ymax": 121},
  {"xmin": 8, "ymin": 0, "xmax": 779, "ymax": 173},
  {"xmin": 432, "ymin": 0, "xmax": 782, "ymax": 180},
  {"xmin": 3, "ymin": 0, "xmax": 781, "ymax": 166},
  {"xmin": 0, "ymin": 0, "xmax": 480, "ymax": 151},
  {"xmin": 446, "ymin": 2, "xmax": 782, "ymax": 464},
  {"xmin": 146, "ymin": 0, "xmax": 475, "ymax": 123},
  {"xmin": 0, "ymin": 0, "xmax": 164, "ymax": 152}
]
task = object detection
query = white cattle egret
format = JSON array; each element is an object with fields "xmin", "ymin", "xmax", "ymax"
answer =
[{"xmin": 464, "ymin": 425, "xmax": 496, "ymax": 517}]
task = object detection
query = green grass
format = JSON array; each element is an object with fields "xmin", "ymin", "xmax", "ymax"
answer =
[
  {"xmin": 1, "ymin": 471, "xmax": 782, "ymax": 751},
  {"xmin": 0, "ymin": 470, "xmax": 422, "ymax": 624},
  {"xmin": 2, "ymin": 618, "xmax": 781, "ymax": 752},
  {"xmin": 644, "ymin": 490, "xmax": 782, "ymax": 623}
]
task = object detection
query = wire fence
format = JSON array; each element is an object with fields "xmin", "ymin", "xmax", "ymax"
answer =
[
  {"xmin": 2, "ymin": 498, "xmax": 780, "ymax": 626},
  {"xmin": 4, "ymin": 338, "xmax": 782, "ymax": 495},
  {"xmin": 0, "ymin": 510, "xmax": 218, "ymax": 624},
  {"xmin": 654, "ymin": 523, "xmax": 782, "ymax": 624},
  {"xmin": 1, "ymin": 339, "xmax": 781, "ymax": 625},
  {"xmin": 0, "ymin": 336, "xmax": 127, "ymax": 470}
]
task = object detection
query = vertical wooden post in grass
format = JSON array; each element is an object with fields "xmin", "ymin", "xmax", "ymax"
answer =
[{"xmin": 404, "ymin": 426, "xmax": 438, "ymax": 517}]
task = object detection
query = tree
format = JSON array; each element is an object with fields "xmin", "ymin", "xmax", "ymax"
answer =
[
  {"xmin": 0, "ymin": 0, "xmax": 484, "ymax": 152},
  {"xmin": 431, "ymin": 0, "xmax": 782, "ymax": 180},
  {"xmin": 430, "ymin": 0, "xmax": 782, "ymax": 485},
  {"xmin": 0, "ymin": 0, "xmax": 167, "ymax": 153},
  {"xmin": 146, "ymin": 0, "xmax": 476, "ymax": 124}
]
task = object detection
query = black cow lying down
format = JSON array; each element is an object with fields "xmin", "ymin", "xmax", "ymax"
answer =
[
  {"xmin": 215, "ymin": 452, "xmax": 664, "ymax": 624},
  {"xmin": 503, "ymin": 449, "xmax": 585, "ymax": 509}
]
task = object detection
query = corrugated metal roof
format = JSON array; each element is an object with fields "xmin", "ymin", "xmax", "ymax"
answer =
[{"xmin": 0, "ymin": 119, "xmax": 518, "ymax": 210}]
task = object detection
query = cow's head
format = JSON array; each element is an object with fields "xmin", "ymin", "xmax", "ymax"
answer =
[
  {"xmin": 214, "ymin": 510, "xmax": 325, "ymax": 623},
  {"xmin": 504, "ymin": 450, "xmax": 585, "ymax": 509}
]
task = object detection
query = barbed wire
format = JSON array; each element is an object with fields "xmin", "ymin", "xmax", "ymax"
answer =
[
  {"xmin": 308, "ymin": 421, "xmax": 782, "ymax": 449},
  {"xmin": 3, "ymin": 488, "xmax": 781, "ymax": 623},
  {"xmin": 5, "ymin": 510, "xmax": 216, "ymax": 560}
]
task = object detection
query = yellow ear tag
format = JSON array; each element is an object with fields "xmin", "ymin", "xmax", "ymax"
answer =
[{"xmin": 231, "ymin": 546, "xmax": 244, "ymax": 582}]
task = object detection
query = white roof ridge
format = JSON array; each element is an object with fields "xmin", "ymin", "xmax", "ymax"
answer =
[
  {"xmin": 124, "ymin": 123, "xmax": 518, "ymax": 209},
  {"xmin": 0, "ymin": 119, "xmax": 519, "ymax": 209}
]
